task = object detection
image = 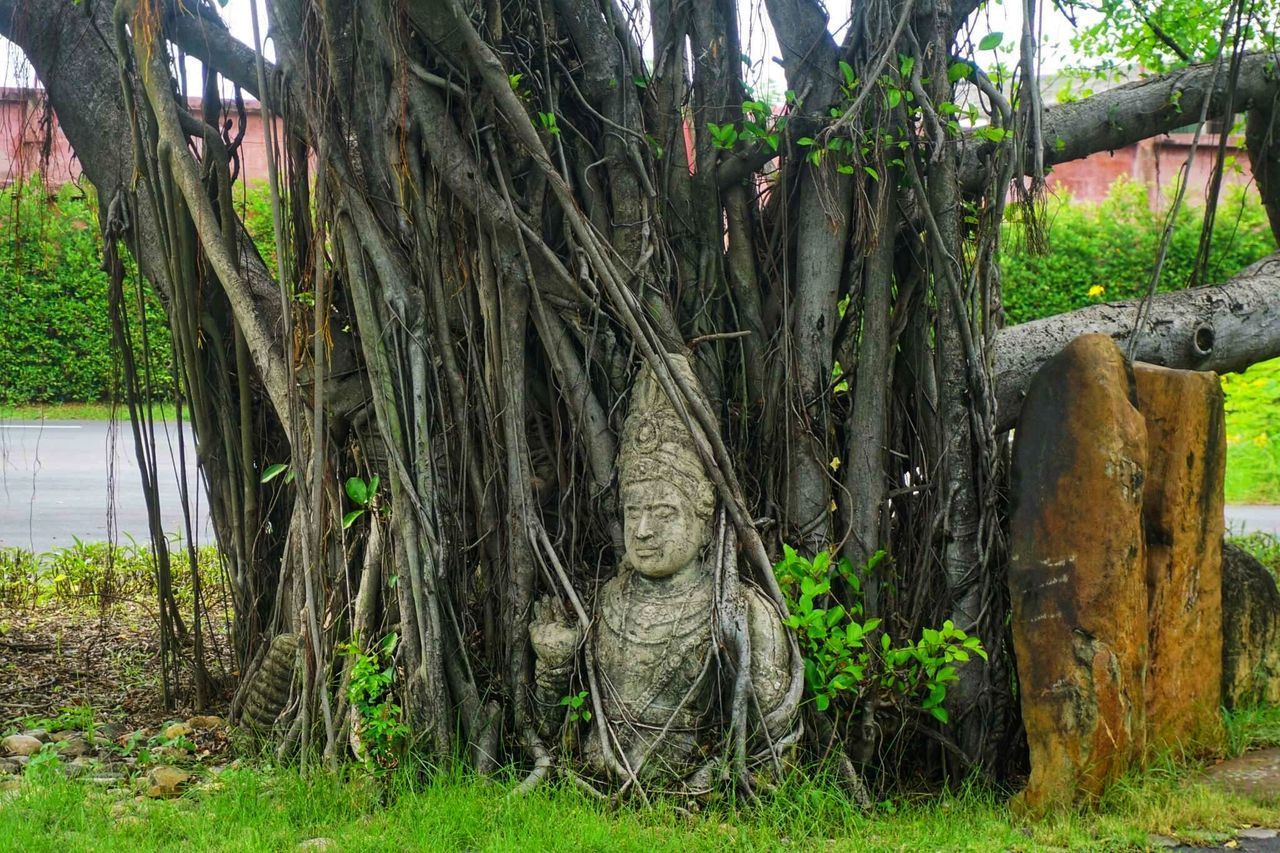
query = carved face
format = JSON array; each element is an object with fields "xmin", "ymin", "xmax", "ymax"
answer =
[{"xmin": 622, "ymin": 482, "xmax": 710, "ymax": 579}]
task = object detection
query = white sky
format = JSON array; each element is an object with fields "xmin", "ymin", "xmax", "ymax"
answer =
[{"xmin": 3, "ymin": 0, "xmax": 1097, "ymax": 99}]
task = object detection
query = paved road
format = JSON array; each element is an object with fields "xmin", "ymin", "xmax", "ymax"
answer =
[
  {"xmin": 0, "ymin": 420, "xmax": 212, "ymax": 551},
  {"xmin": 1225, "ymin": 504, "xmax": 1280, "ymax": 536},
  {"xmin": 1, "ymin": 419, "xmax": 1278, "ymax": 552}
]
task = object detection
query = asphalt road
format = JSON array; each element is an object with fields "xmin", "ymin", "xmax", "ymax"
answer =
[
  {"xmin": 0, "ymin": 420, "xmax": 212, "ymax": 551},
  {"xmin": 1, "ymin": 419, "xmax": 1279, "ymax": 552}
]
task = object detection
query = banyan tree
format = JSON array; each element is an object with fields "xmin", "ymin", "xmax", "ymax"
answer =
[{"xmin": 3, "ymin": 0, "xmax": 1280, "ymax": 794}]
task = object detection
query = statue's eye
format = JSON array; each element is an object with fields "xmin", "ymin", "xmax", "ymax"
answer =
[{"xmin": 655, "ymin": 507, "xmax": 676, "ymax": 520}]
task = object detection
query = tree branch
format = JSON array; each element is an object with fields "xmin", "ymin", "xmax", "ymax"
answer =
[
  {"xmin": 166, "ymin": 5, "xmax": 271, "ymax": 100},
  {"xmin": 993, "ymin": 252, "xmax": 1280, "ymax": 429},
  {"xmin": 960, "ymin": 52, "xmax": 1280, "ymax": 193}
]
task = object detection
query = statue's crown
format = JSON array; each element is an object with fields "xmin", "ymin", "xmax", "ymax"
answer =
[{"xmin": 617, "ymin": 355, "xmax": 716, "ymax": 519}]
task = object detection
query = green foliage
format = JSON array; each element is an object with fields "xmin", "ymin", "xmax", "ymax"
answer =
[
  {"xmin": 0, "ymin": 539, "xmax": 220, "ymax": 610},
  {"xmin": 559, "ymin": 690, "xmax": 592, "ymax": 723},
  {"xmin": 1000, "ymin": 181, "xmax": 1275, "ymax": 325},
  {"xmin": 340, "ymin": 632, "xmax": 409, "ymax": 770},
  {"xmin": 1221, "ymin": 359, "xmax": 1280, "ymax": 504},
  {"xmin": 0, "ymin": 178, "xmax": 281, "ymax": 404},
  {"xmin": 23, "ymin": 745, "xmax": 65, "ymax": 783},
  {"xmin": 773, "ymin": 546, "xmax": 985, "ymax": 721},
  {"xmin": 1068, "ymin": 0, "xmax": 1278, "ymax": 72},
  {"xmin": 0, "ymin": 178, "xmax": 172, "ymax": 403},
  {"xmin": 342, "ymin": 474, "xmax": 380, "ymax": 529},
  {"xmin": 1227, "ymin": 531, "xmax": 1280, "ymax": 583}
]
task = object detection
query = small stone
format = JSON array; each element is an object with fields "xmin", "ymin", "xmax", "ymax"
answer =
[
  {"xmin": 1145, "ymin": 835, "xmax": 1179, "ymax": 848},
  {"xmin": 145, "ymin": 765, "xmax": 192, "ymax": 798},
  {"xmin": 1240, "ymin": 828, "xmax": 1280, "ymax": 839},
  {"xmin": 186, "ymin": 715, "xmax": 224, "ymax": 731},
  {"xmin": 297, "ymin": 839, "xmax": 337, "ymax": 850},
  {"xmin": 151, "ymin": 745, "xmax": 189, "ymax": 762},
  {"xmin": 164, "ymin": 723, "xmax": 193, "ymax": 740},
  {"xmin": 55, "ymin": 737, "xmax": 90, "ymax": 758},
  {"xmin": 3, "ymin": 734, "xmax": 43, "ymax": 757},
  {"xmin": 21, "ymin": 729, "xmax": 49, "ymax": 743},
  {"xmin": 86, "ymin": 774, "xmax": 125, "ymax": 787},
  {"xmin": 0, "ymin": 758, "xmax": 23, "ymax": 775}
]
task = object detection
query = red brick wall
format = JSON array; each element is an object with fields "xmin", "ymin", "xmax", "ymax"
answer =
[
  {"xmin": 3, "ymin": 86, "xmax": 1258, "ymax": 210},
  {"xmin": 1, "ymin": 87, "xmax": 274, "ymax": 189},
  {"xmin": 1047, "ymin": 133, "xmax": 1254, "ymax": 206}
]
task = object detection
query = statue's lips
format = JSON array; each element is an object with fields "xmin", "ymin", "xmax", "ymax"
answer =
[{"xmin": 633, "ymin": 546, "xmax": 661, "ymax": 559}]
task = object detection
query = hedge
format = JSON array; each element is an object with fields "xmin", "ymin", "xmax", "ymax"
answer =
[
  {"xmin": 999, "ymin": 179, "xmax": 1275, "ymax": 324},
  {"xmin": 0, "ymin": 178, "xmax": 279, "ymax": 404},
  {"xmin": 2, "ymin": 177, "xmax": 1275, "ymax": 403}
]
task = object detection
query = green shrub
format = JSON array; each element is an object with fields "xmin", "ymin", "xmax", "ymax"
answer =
[
  {"xmin": 0, "ymin": 177, "xmax": 278, "ymax": 404},
  {"xmin": 0, "ymin": 178, "xmax": 170, "ymax": 402},
  {"xmin": 1000, "ymin": 180, "xmax": 1275, "ymax": 324}
]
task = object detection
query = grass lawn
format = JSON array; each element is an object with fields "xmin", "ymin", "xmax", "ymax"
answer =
[
  {"xmin": 0, "ymin": 401, "xmax": 184, "ymax": 422},
  {"xmin": 1, "ymin": 705, "xmax": 1278, "ymax": 852},
  {"xmin": 1223, "ymin": 357, "xmax": 1280, "ymax": 504}
]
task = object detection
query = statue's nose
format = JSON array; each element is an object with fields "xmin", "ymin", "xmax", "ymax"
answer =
[{"xmin": 635, "ymin": 514, "xmax": 654, "ymax": 539}]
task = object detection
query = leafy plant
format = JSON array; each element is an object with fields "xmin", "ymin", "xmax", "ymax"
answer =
[
  {"xmin": 339, "ymin": 632, "xmax": 409, "ymax": 770},
  {"xmin": 774, "ymin": 546, "xmax": 986, "ymax": 722},
  {"xmin": 24, "ymin": 745, "xmax": 64, "ymax": 782},
  {"xmin": 559, "ymin": 690, "xmax": 591, "ymax": 724},
  {"xmin": 342, "ymin": 475, "xmax": 380, "ymax": 529}
]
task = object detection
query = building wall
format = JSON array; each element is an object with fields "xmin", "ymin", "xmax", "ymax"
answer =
[
  {"xmin": 1, "ymin": 87, "xmax": 273, "ymax": 190},
  {"xmin": 3, "ymin": 86, "xmax": 1258, "ymax": 209},
  {"xmin": 1046, "ymin": 132, "xmax": 1255, "ymax": 206}
]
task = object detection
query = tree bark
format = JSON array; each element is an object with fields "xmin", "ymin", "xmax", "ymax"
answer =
[{"xmin": 993, "ymin": 252, "xmax": 1280, "ymax": 429}]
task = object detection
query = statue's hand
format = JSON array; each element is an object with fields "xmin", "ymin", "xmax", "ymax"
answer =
[{"xmin": 529, "ymin": 596, "xmax": 581, "ymax": 669}]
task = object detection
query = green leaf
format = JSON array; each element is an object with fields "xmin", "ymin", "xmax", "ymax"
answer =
[
  {"xmin": 886, "ymin": 88, "xmax": 902, "ymax": 109},
  {"xmin": 947, "ymin": 61, "xmax": 972, "ymax": 83},
  {"xmin": 838, "ymin": 60, "xmax": 856, "ymax": 88},
  {"xmin": 342, "ymin": 509, "xmax": 366, "ymax": 529},
  {"xmin": 978, "ymin": 32, "xmax": 1003, "ymax": 50},
  {"xmin": 815, "ymin": 693, "xmax": 830, "ymax": 712},
  {"xmin": 346, "ymin": 477, "xmax": 370, "ymax": 506},
  {"xmin": 261, "ymin": 463, "xmax": 289, "ymax": 483}
]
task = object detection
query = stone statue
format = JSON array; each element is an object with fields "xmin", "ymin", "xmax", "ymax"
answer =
[{"xmin": 529, "ymin": 355, "xmax": 796, "ymax": 787}]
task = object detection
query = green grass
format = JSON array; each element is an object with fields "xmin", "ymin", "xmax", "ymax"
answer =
[
  {"xmin": 2, "ymin": 719, "xmax": 1279, "ymax": 853},
  {"xmin": 0, "ymin": 402, "xmax": 184, "ymax": 422},
  {"xmin": 1223, "ymin": 357, "xmax": 1280, "ymax": 504}
]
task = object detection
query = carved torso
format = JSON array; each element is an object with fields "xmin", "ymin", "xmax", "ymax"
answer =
[{"xmin": 589, "ymin": 566, "xmax": 716, "ymax": 777}]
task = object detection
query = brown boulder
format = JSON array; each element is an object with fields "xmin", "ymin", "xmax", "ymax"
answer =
[
  {"xmin": 1008, "ymin": 333, "xmax": 1149, "ymax": 815},
  {"xmin": 1134, "ymin": 364, "xmax": 1225, "ymax": 751},
  {"xmin": 1221, "ymin": 542, "xmax": 1280, "ymax": 708}
]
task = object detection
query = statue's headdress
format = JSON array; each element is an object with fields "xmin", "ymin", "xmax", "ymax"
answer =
[{"xmin": 617, "ymin": 355, "xmax": 716, "ymax": 521}]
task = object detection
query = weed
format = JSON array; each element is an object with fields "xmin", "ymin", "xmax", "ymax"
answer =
[{"xmin": 774, "ymin": 546, "xmax": 985, "ymax": 720}]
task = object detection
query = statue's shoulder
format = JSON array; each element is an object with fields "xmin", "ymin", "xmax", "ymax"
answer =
[{"xmin": 742, "ymin": 581, "xmax": 785, "ymax": 623}]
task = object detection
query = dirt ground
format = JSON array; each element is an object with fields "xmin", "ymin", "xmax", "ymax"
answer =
[{"xmin": 0, "ymin": 600, "xmax": 234, "ymax": 734}]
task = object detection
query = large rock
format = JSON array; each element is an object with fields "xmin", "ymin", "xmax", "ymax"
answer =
[
  {"xmin": 1009, "ymin": 333, "xmax": 1149, "ymax": 815},
  {"xmin": 1134, "ymin": 364, "xmax": 1225, "ymax": 751},
  {"xmin": 1222, "ymin": 542, "xmax": 1280, "ymax": 707},
  {"xmin": 2, "ymin": 734, "xmax": 43, "ymax": 757}
]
